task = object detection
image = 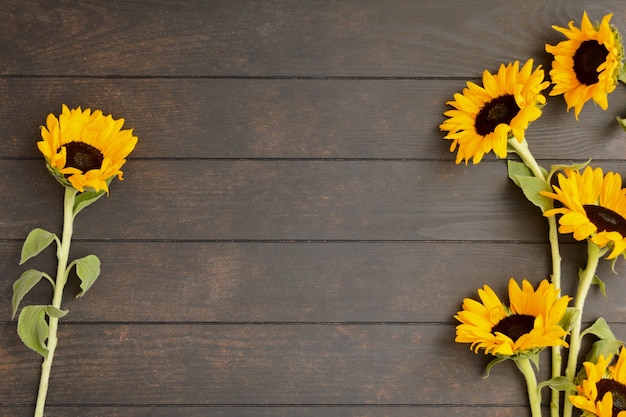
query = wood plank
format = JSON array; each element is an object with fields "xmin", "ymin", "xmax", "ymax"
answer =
[
  {"xmin": 2, "ymin": 1, "xmax": 624, "ymax": 77},
  {"xmin": 0, "ymin": 323, "xmax": 542, "ymax": 406},
  {"xmin": 7, "ymin": 159, "xmax": 626, "ymax": 242},
  {"xmin": 2, "ymin": 78, "xmax": 626, "ymax": 160},
  {"xmin": 0, "ymin": 405, "xmax": 533, "ymax": 417},
  {"xmin": 4, "ymin": 241, "xmax": 625, "ymax": 323},
  {"xmin": 0, "ymin": 159, "xmax": 553, "ymax": 241}
]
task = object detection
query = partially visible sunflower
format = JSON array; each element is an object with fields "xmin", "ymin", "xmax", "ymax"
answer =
[
  {"xmin": 545, "ymin": 12, "xmax": 624, "ymax": 119},
  {"xmin": 440, "ymin": 59, "xmax": 549, "ymax": 165},
  {"xmin": 455, "ymin": 278, "xmax": 570, "ymax": 357},
  {"xmin": 37, "ymin": 105, "xmax": 138, "ymax": 193},
  {"xmin": 570, "ymin": 348, "xmax": 626, "ymax": 417},
  {"xmin": 542, "ymin": 166, "xmax": 626, "ymax": 259}
]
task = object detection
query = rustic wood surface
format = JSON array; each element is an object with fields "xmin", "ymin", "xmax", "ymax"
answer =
[{"xmin": 2, "ymin": 1, "xmax": 626, "ymax": 416}]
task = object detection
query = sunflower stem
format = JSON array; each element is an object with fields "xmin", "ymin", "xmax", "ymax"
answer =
[
  {"xmin": 516, "ymin": 357, "xmax": 543, "ymax": 417},
  {"xmin": 508, "ymin": 137, "xmax": 563, "ymax": 417},
  {"xmin": 34, "ymin": 187, "xmax": 77, "ymax": 417},
  {"xmin": 562, "ymin": 240, "xmax": 604, "ymax": 417}
]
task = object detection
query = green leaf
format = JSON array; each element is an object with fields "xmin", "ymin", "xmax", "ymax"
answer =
[
  {"xmin": 514, "ymin": 175, "xmax": 553, "ymax": 212},
  {"xmin": 16, "ymin": 305, "xmax": 50, "ymax": 358},
  {"xmin": 585, "ymin": 339, "xmax": 624, "ymax": 369},
  {"xmin": 581, "ymin": 317, "xmax": 617, "ymax": 340},
  {"xmin": 74, "ymin": 254, "xmax": 101, "ymax": 297},
  {"xmin": 483, "ymin": 356, "xmax": 509, "ymax": 378},
  {"xmin": 507, "ymin": 158, "xmax": 553, "ymax": 212},
  {"xmin": 580, "ymin": 318, "xmax": 624, "ymax": 378},
  {"xmin": 537, "ymin": 376, "xmax": 577, "ymax": 392},
  {"xmin": 73, "ymin": 189, "xmax": 107, "ymax": 217},
  {"xmin": 12, "ymin": 269, "xmax": 47, "ymax": 319},
  {"xmin": 507, "ymin": 160, "xmax": 533, "ymax": 188},
  {"xmin": 20, "ymin": 228, "xmax": 56, "ymax": 265}
]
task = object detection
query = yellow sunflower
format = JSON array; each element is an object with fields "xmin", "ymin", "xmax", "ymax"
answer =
[
  {"xmin": 545, "ymin": 12, "xmax": 624, "ymax": 120},
  {"xmin": 455, "ymin": 278, "xmax": 570, "ymax": 356},
  {"xmin": 571, "ymin": 348, "xmax": 626, "ymax": 417},
  {"xmin": 440, "ymin": 59, "xmax": 549, "ymax": 165},
  {"xmin": 37, "ymin": 105, "xmax": 138, "ymax": 193},
  {"xmin": 542, "ymin": 166, "xmax": 626, "ymax": 259}
]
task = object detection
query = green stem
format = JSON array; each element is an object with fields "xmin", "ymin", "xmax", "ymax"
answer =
[
  {"xmin": 548, "ymin": 214, "xmax": 562, "ymax": 417},
  {"xmin": 507, "ymin": 138, "xmax": 561, "ymax": 284},
  {"xmin": 508, "ymin": 137, "xmax": 562, "ymax": 417},
  {"xmin": 516, "ymin": 357, "xmax": 543, "ymax": 417},
  {"xmin": 562, "ymin": 240, "xmax": 604, "ymax": 417},
  {"xmin": 34, "ymin": 187, "xmax": 77, "ymax": 417}
]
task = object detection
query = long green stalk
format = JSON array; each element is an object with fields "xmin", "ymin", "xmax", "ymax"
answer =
[
  {"xmin": 508, "ymin": 137, "xmax": 562, "ymax": 417},
  {"xmin": 34, "ymin": 187, "xmax": 77, "ymax": 417},
  {"xmin": 517, "ymin": 357, "xmax": 543, "ymax": 417},
  {"xmin": 562, "ymin": 240, "xmax": 604, "ymax": 417}
]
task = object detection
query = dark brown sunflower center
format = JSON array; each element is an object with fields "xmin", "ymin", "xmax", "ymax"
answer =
[
  {"xmin": 583, "ymin": 205, "xmax": 626, "ymax": 235},
  {"xmin": 491, "ymin": 314, "xmax": 535, "ymax": 341},
  {"xmin": 62, "ymin": 142, "xmax": 104, "ymax": 173},
  {"xmin": 573, "ymin": 40, "xmax": 609, "ymax": 86},
  {"xmin": 596, "ymin": 379, "xmax": 626, "ymax": 417},
  {"xmin": 475, "ymin": 94, "xmax": 520, "ymax": 136}
]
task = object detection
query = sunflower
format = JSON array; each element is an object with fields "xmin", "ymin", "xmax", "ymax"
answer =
[
  {"xmin": 545, "ymin": 12, "xmax": 624, "ymax": 120},
  {"xmin": 439, "ymin": 59, "xmax": 549, "ymax": 165},
  {"xmin": 570, "ymin": 348, "xmax": 626, "ymax": 417},
  {"xmin": 542, "ymin": 166, "xmax": 626, "ymax": 259},
  {"xmin": 37, "ymin": 105, "xmax": 138, "ymax": 193},
  {"xmin": 455, "ymin": 278, "xmax": 570, "ymax": 356}
]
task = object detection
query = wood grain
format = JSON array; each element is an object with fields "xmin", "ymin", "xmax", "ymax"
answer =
[
  {"xmin": 2, "ymin": 241, "xmax": 625, "ymax": 324},
  {"xmin": 3, "ymin": 1, "xmax": 626, "ymax": 416},
  {"xmin": 1, "ymin": 78, "xmax": 626, "ymax": 160},
  {"xmin": 0, "ymin": 406, "xmax": 534, "ymax": 417},
  {"xmin": 1, "ymin": 1, "xmax": 624, "ymax": 77},
  {"xmin": 0, "ymin": 323, "xmax": 545, "ymax": 406}
]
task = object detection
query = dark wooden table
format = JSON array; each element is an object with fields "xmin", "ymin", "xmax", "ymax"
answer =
[{"xmin": 2, "ymin": 1, "xmax": 626, "ymax": 416}]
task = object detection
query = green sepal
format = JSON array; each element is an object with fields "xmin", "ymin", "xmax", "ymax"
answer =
[
  {"xmin": 611, "ymin": 256, "xmax": 621, "ymax": 274},
  {"xmin": 73, "ymin": 254, "xmax": 101, "ymax": 297},
  {"xmin": 20, "ymin": 228, "xmax": 57, "ymax": 265},
  {"xmin": 547, "ymin": 159, "xmax": 591, "ymax": 184},
  {"xmin": 45, "ymin": 305, "xmax": 68, "ymax": 319},
  {"xmin": 12, "ymin": 269, "xmax": 52, "ymax": 319},
  {"xmin": 559, "ymin": 307, "xmax": 581, "ymax": 332},
  {"xmin": 618, "ymin": 65, "xmax": 626, "ymax": 84},
  {"xmin": 73, "ymin": 188, "xmax": 107, "ymax": 217},
  {"xmin": 527, "ymin": 351, "xmax": 541, "ymax": 370},
  {"xmin": 592, "ymin": 274, "xmax": 607, "ymax": 297},
  {"xmin": 617, "ymin": 116, "xmax": 626, "ymax": 133},
  {"xmin": 483, "ymin": 356, "xmax": 509, "ymax": 378},
  {"xmin": 579, "ymin": 267, "xmax": 608, "ymax": 297},
  {"xmin": 537, "ymin": 376, "xmax": 577, "ymax": 392}
]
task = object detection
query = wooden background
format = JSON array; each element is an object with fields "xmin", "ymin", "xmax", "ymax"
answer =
[{"xmin": 2, "ymin": 1, "xmax": 626, "ymax": 416}]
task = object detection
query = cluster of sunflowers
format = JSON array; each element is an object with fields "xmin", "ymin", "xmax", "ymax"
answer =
[
  {"xmin": 441, "ymin": 12, "xmax": 626, "ymax": 417},
  {"xmin": 12, "ymin": 104, "xmax": 137, "ymax": 417}
]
